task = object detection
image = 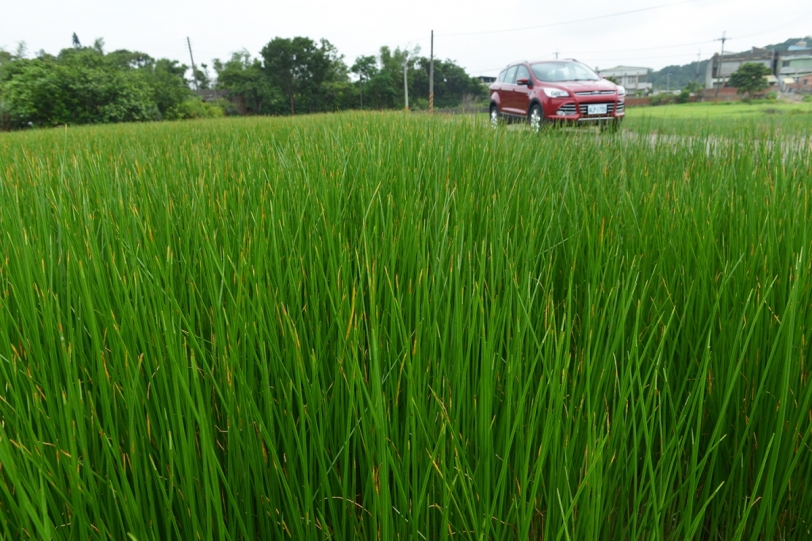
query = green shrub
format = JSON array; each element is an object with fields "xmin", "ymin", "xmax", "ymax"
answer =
[
  {"xmin": 674, "ymin": 88, "xmax": 690, "ymax": 104},
  {"xmin": 650, "ymin": 94, "xmax": 676, "ymax": 106},
  {"xmin": 167, "ymin": 97, "xmax": 225, "ymax": 120},
  {"xmin": 411, "ymin": 97, "xmax": 429, "ymax": 111}
]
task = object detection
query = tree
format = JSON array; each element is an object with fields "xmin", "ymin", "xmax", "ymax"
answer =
[
  {"xmin": 145, "ymin": 58, "xmax": 194, "ymax": 119},
  {"xmin": 214, "ymin": 51, "xmax": 283, "ymax": 114},
  {"xmin": 194, "ymin": 63, "xmax": 212, "ymax": 90},
  {"xmin": 359, "ymin": 46, "xmax": 417, "ymax": 109},
  {"xmin": 728, "ymin": 62, "xmax": 771, "ymax": 100},
  {"xmin": 72, "ymin": 33, "xmax": 82, "ymax": 49},
  {"xmin": 351, "ymin": 55, "xmax": 377, "ymax": 108},
  {"xmin": 410, "ymin": 56, "xmax": 487, "ymax": 109},
  {"xmin": 0, "ymin": 55, "xmax": 157, "ymax": 127},
  {"xmin": 0, "ymin": 43, "xmax": 198, "ymax": 129},
  {"xmin": 260, "ymin": 36, "xmax": 349, "ymax": 115}
]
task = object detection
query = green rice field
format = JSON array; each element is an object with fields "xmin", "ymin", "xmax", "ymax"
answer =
[{"xmin": 0, "ymin": 113, "xmax": 811, "ymax": 540}]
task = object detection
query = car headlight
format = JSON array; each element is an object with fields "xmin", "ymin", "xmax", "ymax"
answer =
[
  {"xmin": 617, "ymin": 86, "xmax": 626, "ymax": 96},
  {"xmin": 541, "ymin": 87, "xmax": 570, "ymax": 98}
]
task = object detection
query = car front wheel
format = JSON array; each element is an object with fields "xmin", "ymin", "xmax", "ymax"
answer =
[
  {"xmin": 528, "ymin": 104, "xmax": 545, "ymax": 133},
  {"xmin": 490, "ymin": 105, "xmax": 500, "ymax": 128}
]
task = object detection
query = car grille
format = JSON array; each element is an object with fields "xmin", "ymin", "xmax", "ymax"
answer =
[
  {"xmin": 575, "ymin": 90, "xmax": 616, "ymax": 96},
  {"xmin": 578, "ymin": 103, "xmax": 615, "ymax": 116},
  {"xmin": 616, "ymin": 101, "xmax": 625, "ymax": 113},
  {"xmin": 557, "ymin": 103, "xmax": 577, "ymax": 115}
]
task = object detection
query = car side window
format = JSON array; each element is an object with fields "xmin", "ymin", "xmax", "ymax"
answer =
[
  {"xmin": 515, "ymin": 65, "xmax": 530, "ymax": 82},
  {"xmin": 497, "ymin": 69, "xmax": 507, "ymax": 82},
  {"xmin": 505, "ymin": 66, "xmax": 518, "ymax": 84}
]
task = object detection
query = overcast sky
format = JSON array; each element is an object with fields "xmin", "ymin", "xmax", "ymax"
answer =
[{"xmin": 2, "ymin": 0, "xmax": 810, "ymax": 77}]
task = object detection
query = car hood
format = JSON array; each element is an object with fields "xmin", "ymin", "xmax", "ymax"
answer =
[{"xmin": 553, "ymin": 80, "xmax": 618, "ymax": 92}]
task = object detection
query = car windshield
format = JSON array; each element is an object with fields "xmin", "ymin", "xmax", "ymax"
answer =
[{"xmin": 531, "ymin": 62, "xmax": 601, "ymax": 83}]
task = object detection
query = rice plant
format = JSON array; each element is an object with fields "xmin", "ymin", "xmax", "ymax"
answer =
[{"xmin": 0, "ymin": 113, "xmax": 810, "ymax": 540}]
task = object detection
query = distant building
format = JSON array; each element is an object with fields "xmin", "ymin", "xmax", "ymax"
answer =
[
  {"xmin": 705, "ymin": 47, "xmax": 775, "ymax": 89},
  {"xmin": 777, "ymin": 43, "xmax": 812, "ymax": 83},
  {"xmin": 476, "ymin": 75, "xmax": 496, "ymax": 85},
  {"xmin": 596, "ymin": 66, "xmax": 652, "ymax": 92},
  {"xmin": 704, "ymin": 42, "xmax": 812, "ymax": 91}
]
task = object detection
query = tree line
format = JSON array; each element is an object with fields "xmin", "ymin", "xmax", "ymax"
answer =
[
  {"xmin": 215, "ymin": 37, "xmax": 486, "ymax": 115},
  {"xmin": 0, "ymin": 38, "xmax": 223, "ymax": 131},
  {"xmin": 1, "ymin": 35, "xmax": 487, "ymax": 130}
]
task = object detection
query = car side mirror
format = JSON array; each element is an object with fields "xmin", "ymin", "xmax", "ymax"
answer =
[{"xmin": 516, "ymin": 78, "xmax": 529, "ymax": 86}]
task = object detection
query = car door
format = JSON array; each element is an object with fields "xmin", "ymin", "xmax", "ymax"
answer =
[
  {"xmin": 500, "ymin": 65, "xmax": 518, "ymax": 115},
  {"xmin": 512, "ymin": 64, "xmax": 532, "ymax": 116}
]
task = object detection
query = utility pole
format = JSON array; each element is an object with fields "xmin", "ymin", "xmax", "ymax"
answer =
[
  {"xmin": 555, "ymin": 48, "xmax": 559, "ymax": 59},
  {"xmin": 714, "ymin": 31, "xmax": 727, "ymax": 103},
  {"xmin": 187, "ymin": 37, "xmax": 199, "ymax": 92},
  {"xmin": 429, "ymin": 30, "xmax": 434, "ymax": 114},
  {"xmin": 667, "ymin": 72, "xmax": 670, "ymax": 92},
  {"xmin": 695, "ymin": 50, "xmax": 701, "ymax": 81},
  {"xmin": 360, "ymin": 74, "xmax": 364, "ymax": 109},
  {"xmin": 403, "ymin": 61, "xmax": 409, "ymax": 112}
]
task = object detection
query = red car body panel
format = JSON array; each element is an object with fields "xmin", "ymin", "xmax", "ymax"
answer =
[{"xmin": 489, "ymin": 60, "xmax": 625, "ymax": 123}]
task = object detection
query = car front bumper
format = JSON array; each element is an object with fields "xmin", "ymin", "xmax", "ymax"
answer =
[{"xmin": 548, "ymin": 99, "xmax": 625, "ymax": 121}]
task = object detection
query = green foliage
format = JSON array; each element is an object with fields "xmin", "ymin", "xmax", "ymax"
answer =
[
  {"xmin": 166, "ymin": 97, "xmax": 225, "ymax": 119},
  {"xmin": 351, "ymin": 55, "xmax": 378, "ymax": 81},
  {"xmin": 0, "ymin": 113, "xmax": 811, "ymax": 539},
  {"xmin": 650, "ymin": 93, "xmax": 676, "ymax": 106},
  {"xmin": 143, "ymin": 58, "xmax": 194, "ymax": 118},
  {"xmin": 411, "ymin": 56, "xmax": 487, "ymax": 108},
  {"xmin": 193, "ymin": 63, "xmax": 212, "ymax": 90},
  {"xmin": 214, "ymin": 51, "xmax": 282, "ymax": 115},
  {"xmin": 260, "ymin": 37, "xmax": 350, "ymax": 115},
  {"xmin": 728, "ymin": 62, "xmax": 772, "ymax": 99},
  {"xmin": 0, "ymin": 44, "xmax": 193, "ymax": 129},
  {"xmin": 684, "ymin": 81, "xmax": 704, "ymax": 94},
  {"xmin": 351, "ymin": 55, "xmax": 378, "ymax": 108},
  {"xmin": 0, "ymin": 55, "xmax": 158, "ymax": 127},
  {"xmin": 803, "ymin": 94, "xmax": 812, "ymax": 103},
  {"xmin": 0, "ymin": 50, "xmax": 13, "ymax": 66}
]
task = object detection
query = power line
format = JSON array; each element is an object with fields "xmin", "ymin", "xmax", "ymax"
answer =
[
  {"xmin": 469, "ymin": 51, "xmax": 711, "ymax": 74},
  {"xmin": 437, "ymin": 1, "xmax": 692, "ymax": 37},
  {"xmin": 728, "ymin": 10, "xmax": 812, "ymax": 41},
  {"xmin": 563, "ymin": 39, "xmax": 714, "ymax": 55}
]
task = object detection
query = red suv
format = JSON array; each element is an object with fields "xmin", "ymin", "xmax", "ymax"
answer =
[{"xmin": 489, "ymin": 60, "xmax": 625, "ymax": 131}]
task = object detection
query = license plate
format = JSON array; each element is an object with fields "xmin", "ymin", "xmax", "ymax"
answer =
[{"xmin": 587, "ymin": 104, "xmax": 608, "ymax": 115}]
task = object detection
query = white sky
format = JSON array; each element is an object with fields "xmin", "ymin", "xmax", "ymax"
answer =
[{"xmin": 2, "ymin": 0, "xmax": 810, "ymax": 77}]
